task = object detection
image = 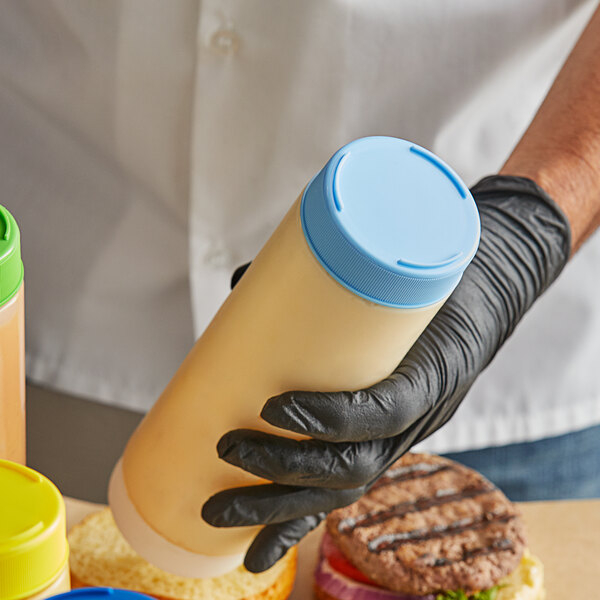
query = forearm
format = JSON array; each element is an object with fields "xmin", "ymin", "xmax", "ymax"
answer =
[{"xmin": 500, "ymin": 5, "xmax": 600, "ymax": 253}]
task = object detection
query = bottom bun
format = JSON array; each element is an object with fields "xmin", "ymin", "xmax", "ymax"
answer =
[
  {"xmin": 314, "ymin": 550, "xmax": 544, "ymax": 600},
  {"xmin": 68, "ymin": 507, "xmax": 296, "ymax": 600}
]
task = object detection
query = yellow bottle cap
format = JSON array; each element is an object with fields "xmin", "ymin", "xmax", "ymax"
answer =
[{"xmin": 0, "ymin": 460, "xmax": 69, "ymax": 600}]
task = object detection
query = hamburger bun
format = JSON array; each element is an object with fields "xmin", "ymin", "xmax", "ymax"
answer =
[{"xmin": 68, "ymin": 507, "xmax": 295, "ymax": 600}]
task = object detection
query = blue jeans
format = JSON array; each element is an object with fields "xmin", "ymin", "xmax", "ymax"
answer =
[{"xmin": 443, "ymin": 424, "xmax": 600, "ymax": 501}]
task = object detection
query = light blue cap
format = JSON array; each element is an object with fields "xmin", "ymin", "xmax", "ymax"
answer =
[
  {"xmin": 301, "ymin": 137, "xmax": 480, "ymax": 308},
  {"xmin": 48, "ymin": 589, "xmax": 154, "ymax": 600}
]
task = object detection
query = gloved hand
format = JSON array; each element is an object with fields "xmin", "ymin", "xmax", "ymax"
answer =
[{"xmin": 202, "ymin": 175, "xmax": 571, "ymax": 573}]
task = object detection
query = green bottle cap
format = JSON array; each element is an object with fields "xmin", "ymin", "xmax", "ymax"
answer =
[{"xmin": 0, "ymin": 205, "xmax": 24, "ymax": 307}]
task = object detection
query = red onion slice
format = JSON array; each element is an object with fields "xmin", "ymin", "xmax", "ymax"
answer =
[{"xmin": 315, "ymin": 556, "xmax": 435, "ymax": 600}]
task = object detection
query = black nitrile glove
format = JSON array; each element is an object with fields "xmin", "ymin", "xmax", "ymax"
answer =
[{"xmin": 203, "ymin": 175, "xmax": 571, "ymax": 573}]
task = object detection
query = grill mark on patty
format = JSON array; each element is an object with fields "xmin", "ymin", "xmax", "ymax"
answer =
[
  {"xmin": 338, "ymin": 484, "xmax": 496, "ymax": 533},
  {"xmin": 429, "ymin": 538, "xmax": 515, "ymax": 567},
  {"xmin": 368, "ymin": 512, "xmax": 517, "ymax": 554},
  {"xmin": 371, "ymin": 462, "xmax": 454, "ymax": 490}
]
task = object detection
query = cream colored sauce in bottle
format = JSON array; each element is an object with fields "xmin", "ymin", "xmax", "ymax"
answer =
[
  {"xmin": 0, "ymin": 285, "xmax": 25, "ymax": 464},
  {"xmin": 109, "ymin": 137, "xmax": 480, "ymax": 578},
  {"xmin": 25, "ymin": 566, "xmax": 70, "ymax": 600},
  {"xmin": 0, "ymin": 205, "xmax": 25, "ymax": 465}
]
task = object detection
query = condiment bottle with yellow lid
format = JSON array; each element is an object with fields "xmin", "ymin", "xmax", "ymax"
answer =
[
  {"xmin": 0, "ymin": 459, "xmax": 70, "ymax": 600},
  {"xmin": 0, "ymin": 205, "xmax": 25, "ymax": 464}
]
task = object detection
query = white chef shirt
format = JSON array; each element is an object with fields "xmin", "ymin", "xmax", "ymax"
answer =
[{"xmin": 0, "ymin": 0, "xmax": 598, "ymax": 452}]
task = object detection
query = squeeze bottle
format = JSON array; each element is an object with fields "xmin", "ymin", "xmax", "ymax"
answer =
[
  {"xmin": 0, "ymin": 460, "xmax": 70, "ymax": 600},
  {"xmin": 109, "ymin": 137, "xmax": 481, "ymax": 578},
  {"xmin": 0, "ymin": 206, "xmax": 25, "ymax": 464}
]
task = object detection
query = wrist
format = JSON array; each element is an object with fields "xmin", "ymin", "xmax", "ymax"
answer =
[{"xmin": 500, "ymin": 146, "xmax": 600, "ymax": 254}]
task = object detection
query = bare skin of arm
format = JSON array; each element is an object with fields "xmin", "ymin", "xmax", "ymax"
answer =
[{"xmin": 501, "ymin": 5, "xmax": 600, "ymax": 253}]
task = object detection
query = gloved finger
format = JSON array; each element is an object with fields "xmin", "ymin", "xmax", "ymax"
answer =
[
  {"xmin": 231, "ymin": 262, "xmax": 251, "ymax": 289},
  {"xmin": 202, "ymin": 482, "xmax": 365, "ymax": 527},
  {"xmin": 218, "ymin": 429, "xmax": 394, "ymax": 489},
  {"xmin": 244, "ymin": 513, "xmax": 326, "ymax": 573},
  {"xmin": 261, "ymin": 370, "xmax": 432, "ymax": 442}
]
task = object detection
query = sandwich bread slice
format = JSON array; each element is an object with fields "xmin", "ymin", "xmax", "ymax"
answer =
[{"xmin": 68, "ymin": 508, "xmax": 296, "ymax": 600}]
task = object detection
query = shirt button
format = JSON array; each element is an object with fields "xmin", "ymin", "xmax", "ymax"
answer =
[
  {"xmin": 205, "ymin": 245, "xmax": 229, "ymax": 267},
  {"xmin": 210, "ymin": 28, "xmax": 240, "ymax": 56}
]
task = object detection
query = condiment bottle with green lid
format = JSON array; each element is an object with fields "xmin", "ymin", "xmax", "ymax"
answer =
[
  {"xmin": 0, "ymin": 459, "xmax": 70, "ymax": 600},
  {"xmin": 0, "ymin": 205, "xmax": 25, "ymax": 464}
]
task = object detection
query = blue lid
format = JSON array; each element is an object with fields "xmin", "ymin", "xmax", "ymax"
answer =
[
  {"xmin": 301, "ymin": 137, "xmax": 480, "ymax": 308},
  {"xmin": 49, "ymin": 589, "xmax": 154, "ymax": 600}
]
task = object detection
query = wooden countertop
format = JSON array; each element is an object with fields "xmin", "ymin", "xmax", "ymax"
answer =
[{"xmin": 66, "ymin": 497, "xmax": 599, "ymax": 599}]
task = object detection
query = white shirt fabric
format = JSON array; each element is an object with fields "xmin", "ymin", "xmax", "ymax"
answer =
[{"xmin": 0, "ymin": 0, "xmax": 598, "ymax": 452}]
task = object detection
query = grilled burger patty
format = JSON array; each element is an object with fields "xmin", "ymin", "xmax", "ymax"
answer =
[{"xmin": 326, "ymin": 453, "xmax": 526, "ymax": 595}]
